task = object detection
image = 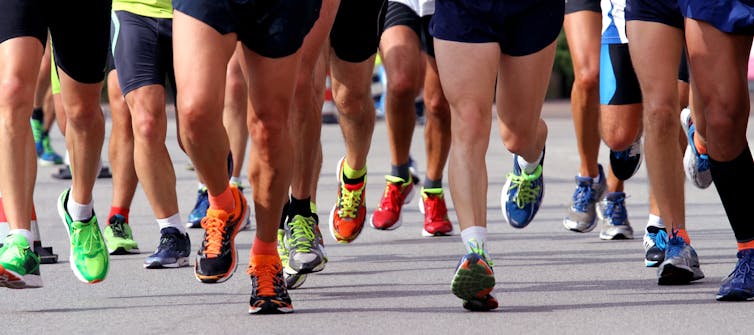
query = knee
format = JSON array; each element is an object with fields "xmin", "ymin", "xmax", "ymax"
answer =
[
  {"xmin": 178, "ymin": 98, "xmax": 218, "ymax": 141},
  {"xmin": 248, "ymin": 111, "xmax": 288, "ymax": 148},
  {"xmin": 602, "ymin": 128, "xmax": 638, "ymax": 151},
  {"xmin": 131, "ymin": 110, "xmax": 166, "ymax": 144},
  {"xmin": 0, "ymin": 78, "xmax": 34, "ymax": 129},
  {"xmin": 643, "ymin": 103, "xmax": 677, "ymax": 136},
  {"xmin": 573, "ymin": 67, "xmax": 599, "ymax": 92},
  {"xmin": 333, "ymin": 85, "xmax": 372, "ymax": 118},
  {"xmin": 386, "ymin": 72, "xmax": 419, "ymax": 101},
  {"xmin": 424, "ymin": 92, "xmax": 450, "ymax": 120}
]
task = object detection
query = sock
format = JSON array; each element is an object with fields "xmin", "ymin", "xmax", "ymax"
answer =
[
  {"xmin": 9, "ymin": 229, "xmax": 33, "ymax": 245},
  {"xmin": 342, "ymin": 160, "xmax": 366, "ymax": 184},
  {"xmin": 252, "ymin": 235, "xmax": 278, "ymax": 256},
  {"xmin": 289, "ymin": 196, "xmax": 312, "ymax": 217},
  {"xmin": 390, "ymin": 161, "xmax": 411, "ymax": 181},
  {"xmin": 108, "ymin": 207, "xmax": 130, "ymax": 223},
  {"xmin": 517, "ymin": 151, "xmax": 543, "ymax": 175},
  {"xmin": 461, "ymin": 226, "xmax": 488, "ymax": 254},
  {"xmin": 197, "ymin": 182, "xmax": 206, "ymax": 191},
  {"xmin": 64, "ymin": 150, "xmax": 70, "ymax": 166},
  {"xmin": 156, "ymin": 213, "xmax": 185, "ymax": 234},
  {"xmin": 647, "ymin": 214, "xmax": 665, "ymax": 229},
  {"xmin": 710, "ymin": 148, "xmax": 754, "ymax": 248},
  {"xmin": 229, "ymin": 176, "xmax": 242, "ymax": 187},
  {"xmin": 673, "ymin": 228, "xmax": 691, "ymax": 245},
  {"xmin": 737, "ymin": 240, "xmax": 754, "ymax": 251},
  {"xmin": 422, "ymin": 187, "xmax": 443, "ymax": 196},
  {"xmin": 693, "ymin": 132, "xmax": 707, "ymax": 155},
  {"xmin": 31, "ymin": 107, "xmax": 44, "ymax": 121},
  {"xmin": 209, "ymin": 186, "xmax": 235, "ymax": 213},
  {"xmin": 423, "ymin": 177, "xmax": 442, "ymax": 190},
  {"xmin": 67, "ymin": 190, "xmax": 93, "ymax": 222}
]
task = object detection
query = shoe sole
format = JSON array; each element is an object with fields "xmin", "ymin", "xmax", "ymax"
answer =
[
  {"xmin": 369, "ymin": 213, "xmax": 403, "ymax": 231},
  {"xmin": 248, "ymin": 301, "xmax": 294, "ymax": 314},
  {"xmin": 194, "ymin": 191, "xmax": 249, "ymax": 284},
  {"xmin": 285, "ymin": 272, "xmax": 307, "ymax": 289},
  {"xmin": 451, "ymin": 261, "xmax": 495, "ymax": 303},
  {"xmin": 716, "ymin": 290, "xmax": 754, "ymax": 301},
  {"xmin": 563, "ymin": 218, "xmax": 597, "ymax": 233},
  {"xmin": 658, "ymin": 264, "xmax": 695, "ymax": 285},
  {"xmin": 680, "ymin": 108, "xmax": 712, "ymax": 189},
  {"xmin": 109, "ymin": 247, "xmax": 141, "ymax": 255},
  {"xmin": 0, "ymin": 265, "xmax": 42, "ymax": 289},
  {"xmin": 57, "ymin": 189, "xmax": 107, "ymax": 284},
  {"xmin": 144, "ymin": 257, "xmax": 190, "ymax": 269},
  {"xmin": 422, "ymin": 228, "xmax": 454, "ymax": 237}
]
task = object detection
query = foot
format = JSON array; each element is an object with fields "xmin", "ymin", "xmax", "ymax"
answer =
[
  {"xmin": 643, "ymin": 225, "xmax": 667, "ymax": 267},
  {"xmin": 0, "ymin": 234, "xmax": 42, "ymax": 289},
  {"xmin": 277, "ymin": 228, "xmax": 307, "ymax": 289},
  {"xmin": 419, "ymin": 188, "xmax": 453, "ymax": 237},
  {"xmin": 286, "ymin": 214, "xmax": 327, "ymax": 274},
  {"xmin": 248, "ymin": 254, "xmax": 294, "ymax": 314},
  {"xmin": 657, "ymin": 235, "xmax": 704, "ymax": 285},
  {"xmin": 329, "ymin": 157, "xmax": 367, "ymax": 243},
  {"xmin": 186, "ymin": 187, "xmax": 209, "ymax": 228},
  {"xmin": 563, "ymin": 164, "xmax": 606, "ymax": 233},
  {"xmin": 680, "ymin": 108, "xmax": 712, "ymax": 189},
  {"xmin": 57, "ymin": 189, "xmax": 109, "ymax": 284},
  {"xmin": 144, "ymin": 227, "xmax": 191, "ymax": 269},
  {"xmin": 502, "ymin": 155, "xmax": 544, "ymax": 229},
  {"xmin": 451, "ymin": 243, "xmax": 498, "ymax": 312},
  {"xmin": 716, "ymin": 249, "xmax": 754, "ymax": 301},
  {"xmin": 369, "ymin": 175, "xmax": 415, "ymax": 230},
  {"xmin": 104, "ymin": 215, "xmax": 140, "ymax": 255},
  {"xmin": 609, "ymin": 138, "xmax": 642, "ymax": 181},
  {"xmin": 597, "ymin": 192, "xmax": 634, "ymax": 240}
]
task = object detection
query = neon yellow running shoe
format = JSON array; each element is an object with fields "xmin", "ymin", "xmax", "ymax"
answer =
[
  {"xmin": 58, "ymin": 189, "xmax": 109, "ymax": 284},
  {"xmin": 104, "ymin": 215, "xmax": 140, "ymax": 255},
  {"xmin": 0, "ymin": 234, "xmax": 42, "ymax": 289}
]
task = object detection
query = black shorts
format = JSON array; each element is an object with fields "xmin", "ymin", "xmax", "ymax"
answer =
[
  {"xmin": 331, "ymin": 0, "xmax": 388, "ymax": 63},
  {"xmin": 626, "ymin": 0, "xmax": 684, "ymax": 29},
  {"xmin": 430, "ymin": 0, "xmax": 564, "ymax": 57},
  {"xmin": 172, "ymin": 0, "xmax": 321, "ymax": 58},
  {"xmin": 0, "ymin": 0, "xmax": 111, "ymax": 84},
  {"xmin": 384, "ymin": 1, "xmax": 434, "ymax": 57},
  {"xmin": 112, "ymin": 10, "xmax": 176, "ymax": 96},
  {"xmin": 565, "ymin": 0, "xmax": 600, "ymax": 15},
  {"xmin": 678, "ymin": 48, "xmax": 689, "ymax": 83},
  {"xmin": 600, "ymin": 43, "xmax": 642, "ymax": 105}
]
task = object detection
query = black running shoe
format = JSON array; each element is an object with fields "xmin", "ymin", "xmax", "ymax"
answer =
[
  {"xmin": 248, "ymin": 254, "xmax": 293, "ymax": 314},
  {"xmin": 144, "ymin": 227, "xmax": 191, "ymax": 269},
  {"xmin": 194, "ymin": 186, "xmax": 248, "ymax": 283},
  {"xmin": 609, "ymin": 139, "xmax": 642, "ymax": 181}
]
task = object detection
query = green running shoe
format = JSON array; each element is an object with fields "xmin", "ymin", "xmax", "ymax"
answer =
[
  {"xmin": 104, "ymin": 215, "xmax": 140, "ymax": 255},
  {"xmin": 0, "ymin": 234, "xmax": 42, "ymax": 289},
  {"xmin": 58, "ymin": 189, "xmax": 109, "ymax": 283},
  {"xmin": 277, "ymin": 229, "xmax": 306, "ymax": 289}
]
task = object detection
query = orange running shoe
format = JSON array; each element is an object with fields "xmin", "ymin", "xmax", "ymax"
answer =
[
  {"xmin": 194, "ymin": 185, "xmax": 249, "ymax": 283},
  {"xmin": 329, "ymin": 158, "xmax": 367, "ymax": 243},
  {"xmin": 248, "ymin": 254, "xmax": 293, "ymax": 314}
]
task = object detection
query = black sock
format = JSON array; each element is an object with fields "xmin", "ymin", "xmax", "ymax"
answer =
[
  {"xmin": 289, "ymin": 196, "xmax": 312, "ymax": 217},
  {"xmin": 423, "ymin": 177, "xmax": 442, "ymax": 190},
  {"xmin": 343, "ymin": 174, "xmax": 365, "ymax": 184},
  {"xmin": 710, "ymin": 147, "xmax": 754, "ymax": 243},
  {"xmin": 390, "ymin": 161, "xmax": 411, "ymax": 181},
  {"xmin": 32, "ymin": 107, "xmax": 43, "ymax": 121}
]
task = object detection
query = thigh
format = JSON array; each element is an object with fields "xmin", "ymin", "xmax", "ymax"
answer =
[
  {"xmin": 599, "ymin": 43, "xmax": 642, "ymax": 105},
  {"xmin": 626, "ymin": 21, "xmax": 684, "ymax": 107},
  {"xmin": 0, "ymin": 0, "xmax": 46, "ymax": 47},
  {"xmin": 113, "ymin": 11, "xmax": 170, "ymax": 96}
]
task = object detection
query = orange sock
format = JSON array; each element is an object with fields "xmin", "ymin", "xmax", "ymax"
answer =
[
  {"xmin": 737, "ymin": 240, "xmax": 754, "ymax": 251},
  {"xmin": 209, "ymin": 186, "xmax": 235, "ymax": 213},
  {"xmin": 252, "ymin": 235, "xmax": 278, "ymax": 256},
  {"xmin": 108, "ymin": 207, "xmax": 130, "ymax": 223},
  {"xmin": 674, "ymin": 229, "xmax": 691, "ymax": 245},
  {"xmin": 693, "ymin": 133, "xmax": 708, "ymax": 155}
]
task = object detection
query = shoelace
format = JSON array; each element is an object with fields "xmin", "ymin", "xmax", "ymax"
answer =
[
  {"xmin": 201, "ymin": 217, "xmax": 226, "ymax": 256},
  {"xmin": 653, "ymin": 229, "xmax": 668, "ymax": 250},
  {"xmin": 572, "ymin": 182, "xmax": 594, "ymax": 212},
  {"xmin": 158, "ymin": 233, "xmax": 178, "ymax": 253},
  {"xmin": 466, "ymin": 239, "xmax": 494, "ymax": 268},
  {"xmin": 72, "ymin": 223, "xmax": 100, "ymax": 256},
  {"xmin": 289, "ymin": 216, "xmax": 315, "ymax": 252},
  {"xmin": 338, "ymin": 184, "xmax": 363, "ymax": 219},
  {"xmin": 379, "ymin": 183, "xmax": 403, "ymax": 212},
  {"xmin": 665, "ymin": 236, "xmax": 686, "ymax": 259},
  {"xmin": 604, "ymin": 197, "xmax": 627, "ymax": 225},
  {"xmin": 424, "ymin": 195, "xmax": 447, "ymax": 223},
  {"xmin": 248, "ymin": 263, "xmax": 282, "ymax": 297},
  {"xmin": 698, "ymin": 153, "xmax": 710, "ymax": 172},
  {"xmin": 507, "ymin": 173, "xmax": 541, "ymax": 209},
  {"xmin": 110, "ymin": 221, "xmax": 129, "ymax": 239}
]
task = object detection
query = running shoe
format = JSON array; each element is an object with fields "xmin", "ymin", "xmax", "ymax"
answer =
[
  {"xmin": 144, "ymin": 227, "xmax": 191, "ymax": 269},
  {"xmin": 194, "ymin": 185, "xmax": 248, "ymax": 283},
  {"xmin": 370, "ymin": 175, "xmax": 416, "ymax": 230},
  {"xmin": 277, "ymin": 228, "xmax": 307, "ymax": 289},
  {"xmin": 502, "ymin": 155, "xmax": 544, "ymax": 229},
  {"xmin": 716, "ymin": 249, "xmax": 754, "ymax": 301},
  {"xmin": 286, "ymin": 213, "xmax": 327, "ymax": 274},
  {"xmin": 248, "ymin": 254, "xmax": 293, "ymax": 314},
  {"xmin": 57, "ymin": 189, "xmax": 109, "ymax": 284},
  {"xmin": 680, "ymin": 108, "xmax": 712, "ymax": 189},
  {"xmin": 51, "ymin": 165, "xmax": 112, "ymax": 180},
  {"xmin": 230, "ymin": 182, "xmax": 252, "ymax": 231},
  {"xmin": 0, "ymin": 234, "xmax": 42, "ymax": 289},
  {"xmin": 451, "ymin": 241, "xmax": 498, "ymax": 311},
  {"xmin": 657, "ymin": 235, "xmax": 704, "ymax": 285},
  {"xmin": 419, "ymin": 188, "xmax": 453, "ymax": 237},
  {"xmin": 31, "ymin": 117, "xmax": 45, "ymax": 156},
  {"xmin": 31, "ymin": 119, "xmax": 63, "ymax": 166},
  {"xmin": 329, "ymin": 157, "xmax": 367, "ymax": 243},
  {"xmin": 104, "ymin": 214, "xmax": 140, "ymax": 255},
  {"xmin": 609, "ymin": 138, "xmax": 642, "ymax": 181},
  {"xmin": 563, "ymin": 164, "xmax": 606, "ymax": 233},
  {"xmin": 186, "ymin": 187, "xmax": 209, "ymax": 229},
  {"xmin": 597, "ymin": 192, "xmax": 634, "ymax": 240},
  {"xmin": 643, "ymin": 225, "xmax": 667, "ymax": 267}
]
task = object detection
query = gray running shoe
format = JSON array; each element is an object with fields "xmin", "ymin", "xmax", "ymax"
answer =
[
  {"xmin": 277, "ymin": 229, "xmax": 307, "ymax": 289},
  {"xmin": 286, "ymin": 214, "xmax": 327, "ymax": 274},
  {"xmin": 563, "ymin": 164, "xmax": 606, "ymax": 233},
  {"xmin": 680, "ymin": 108, "xmax": 712, "ymax": 189},
  {"xmin": 597, "ymin": 192, "xmax": 634, "ymax": 240},
  {"xmin": 658, "ymin": 235, "xmax": 704, "ymax": 285}
]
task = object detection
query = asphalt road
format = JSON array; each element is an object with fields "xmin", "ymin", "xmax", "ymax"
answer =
[{"xmin": 2, "ymin": 101, "xmax": 752, "ymax": 334}]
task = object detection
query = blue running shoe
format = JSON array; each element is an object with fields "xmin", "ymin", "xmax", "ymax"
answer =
[
  {"xmin": 563, "ymin": 164, "xmax": 606, "ymax": 233},
  {"xmin": 658, "ymin": 235, "xmax": 704, "ymax": 285},
  {"xmin": 643, "ymin": 225, "xmax": 668, "ymax": 267},
  {"xmin": 451, "ymin": 241, "xmax": 498, "ymax": 311},
  {"xmin": 716, "ymin": 249, "xmax": 754, "ymax": 301},
  {"xmin": 680, "ymin": 108, "xmax": 712, "ymax": 189},
  {"xmin": 502, "ymin": 156, "xmax": 544, "ymax": 229},
  {"xmin": 609, "ymin": 139, "xmax": 642, "ymax": 181},
  {"xmin": 187, "ymin": 188, "xmax": 209, "ymax": 228},
  {"xmin": 597, "ymin": 192, "xmax": 634, "ymax": 240},
  {"xmin": 144, "ymin": 227, "xmax": 191, "ymax": 269}
]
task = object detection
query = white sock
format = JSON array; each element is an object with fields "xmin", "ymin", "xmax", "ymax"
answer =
[
  {"xmin": 230, "ymin": 176, "xmax": 243, "ymax": 186},
  {"xmin": 517, "ymin": 151, "xmax": 544, "ymax": 175},
  {"xmin": 461, "ymin": 226, "xmax": 488, "ymax": 254},
  {"xmin": 9, "ymin": 229, "xmax": 34, "ymax": 245},
  {"xmin": 157, "ymin": 213, "xmax": 185, "ymax": 234},
  {"xmin": 67, "ymin": 190, "xmax": 93, "ymax": 222},
  {"xmin": 64, "ymin": 150, "xmax": 71, "ymax": 166},
  {"xmin": 647, "ymin": 214, "xmax": 665, "ymax": 229}
]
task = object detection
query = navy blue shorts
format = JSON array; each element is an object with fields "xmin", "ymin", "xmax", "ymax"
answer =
[
  {"xmin": 565, "ymin": 0, "xmax": 600, "ymax": 15},
  {"xmin": 430, "ymin": 0, "xmax": 564, "ymax": 57},
  {"xmin": 600, "ymin": 43, "xmax": 642, "ymax": 105},
  {"xmin": 331, "ymin": 0, "xmax": 387, "ymax": 63},
  {"xmin": 384, "ymin": 1, "xmax": 434, "ymax": 57},
  {"xmin": 112, "ymin": 11, "xmax": 176, "ymax": 96},
  {"xmin": 0, "ymin": 0, "xmax": 111, "ymax": 84},
  {"xmin": 626, "ymin": 0, "xmax": 684, "ymax": 29},
  {"xmin": 678, "ymin": 0, "xmax": 754, "ymax": 34},
  {"xmin": 172, "ymin": 0, "xmax": 321, "ymax": 58}
]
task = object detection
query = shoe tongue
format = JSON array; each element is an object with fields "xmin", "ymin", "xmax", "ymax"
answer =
[
  {"xmin": 206, "ymin": 208, "xmax": 230, "ymax": 221},
  {"xmin": 575, "ymin": 176, "xmax": 593, "ymax": 185},
  {"xmin": 606, "ymin": 192, "xmax": 624, "ymax": 201},
  {"xmin": 385, "ymin": 175, "xmax": 407, "ymax": 184},
  {"xmin": 344, "ymin": 182, "xmax": 364, "ymax": 191}
]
